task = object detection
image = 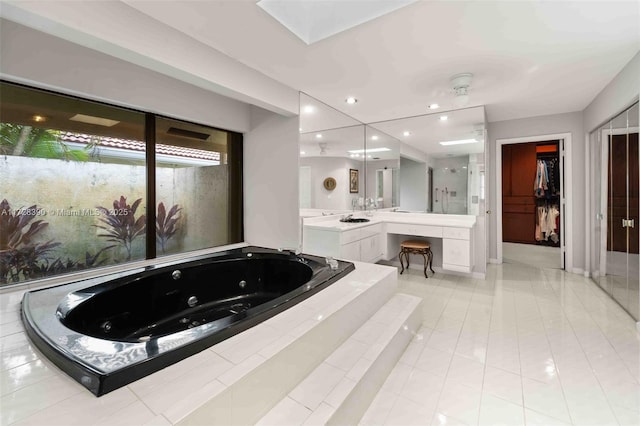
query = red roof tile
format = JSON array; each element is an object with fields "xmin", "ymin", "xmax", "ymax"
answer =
[{"xmin": 60, "ymin": 132, "xmax": 221, "ymax": 161}]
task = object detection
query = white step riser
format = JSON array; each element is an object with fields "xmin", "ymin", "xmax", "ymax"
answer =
[
  {"xmin": 328, "ymin": 301, "xmax": 423, "ymax": 425},
  {"xmin": 177, "ymin": 268, "xmax": 397, "ymax": 426}
]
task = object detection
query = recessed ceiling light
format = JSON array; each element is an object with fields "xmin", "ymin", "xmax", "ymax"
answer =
[
  {"xmin": 403, "ymin": 131, "xmax": 411, "ymax": 137},
  {"xmin": 32, "ymin": 115, "xmax": 47, "ymax": 123},
  {"xmin": 303, "ymin": 105, "xmax": 315, "ymax": 113},
  {"xmin": 439, "ymin": 116, "xmax": 448, "ymax": 121},
  {"xmin": 428, "ymin": 103, "xmax": 440, "ymax": 109},
  {"xmin": 439, "ymin": 139, "xmax": 478, "ymax": 146},
  {"xmin": 348, "ymin": 147, "xmax": 390, "ymax": 154},
  {"xmin": 299, "ymin": 127, "xmax": 303, "ymax": 132},
  {"xmin": 371, "ymin": 135, "xmax": 379, "ymax": 140},
  {"xmin": 315, "ymin": 133, "xmax": 323, "ymax": 139},
  {"xmin": 300, "ymin": 151, "xmax": 306, "ymax": 155},
  {"xmin": 70, "ymin": 113, "xmax": 119, "ymax": 127},
  {"xmin": 345, "ymin": 96, "xmax": 358, "ymax": 105},
  {"xmin": 367, "ymin": 155, "xmax": 372, "ymax": 158}
]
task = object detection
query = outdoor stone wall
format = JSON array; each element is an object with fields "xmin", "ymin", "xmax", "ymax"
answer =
[{"xmin": 1, "ymin": 155, "xmax": 228, "ymax": 278}]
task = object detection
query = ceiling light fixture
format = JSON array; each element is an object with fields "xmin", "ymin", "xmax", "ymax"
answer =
[
  {"xmin": 439, "ymin": 139, "xmax": 478, "ymax": 146},
  {"xmin": 348, "ymin": 147, "xmax": 390, "ymax": 154},
  {"xmin": 450, "ymin": 73, "xmax": 473, "ymax": 107},
  {"xmin": 300, "ymin": 151, "xmax": 306, "ymax": 155},
  {"xmin": 345, "ymin": 96, "xmax": 357, "ymax": 104},
  {"xmin": 403, "ymin": 131, "xmax": 411, "ymax": 137},
  {"xmin": 439, "ymin": 116, "xmax": 448, "ymax": 121},
  {"xmin": 315, "ymin": 133, "xmax": 323, "ymax": 139},
  {"xmin": 303, "ymin": 105, "xmax": 315, "ymax": 113},
  {"xmin": 371, "ymin": 135, "xmax": 379, "ymax": 140},
  {"xmin": 32, "ymin": 115, "xmax": 47, "ymax": 123},
  {"xmin": 428, "ymin": 103, "xmax": 439, "ymax": 110},
  {"xmin": 69, "ymin": 114, "xmax": 119, "ymax": 127}
]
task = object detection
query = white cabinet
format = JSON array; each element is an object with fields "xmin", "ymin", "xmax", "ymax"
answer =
[
  {"xmin": 441, "ymin": 227, "xmax": 473, "ymax": 273},
  {"xmin": 360, "ymin": 233, "xmax": 381, "ymax": 263},
  {"xmin": 303, "ymin": 223, "xmax": 383, "ymax": 263},
  {"xmin": 340, "ymin": 240, "xmax": 361, "ymax": 261},
  {"xmin": 339, "ymin": 224, "xmax": 383, "ymax": 262},
  {"xmin": 304, "ymin": 216, "xmax": 475, "ymax": 273}
]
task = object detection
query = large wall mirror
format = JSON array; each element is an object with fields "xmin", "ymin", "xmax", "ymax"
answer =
[
  {"xmin": 299, "ymin": 93, "xmax": 364, "ymax": 214},
  {"xmin": 299, "ymin": 92, "xmax": 486, "ymax": 219},
  {"xmin": 369, "ymin": 106, "xmax": 486, "ymax": 216}
]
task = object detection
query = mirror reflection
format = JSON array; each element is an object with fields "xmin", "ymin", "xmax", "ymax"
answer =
[
  {"xmin": 365, "ymin": 125, "xmax": 401, "ymax": 209},
  {"xmin": 299, "ymin": 92, "xmax": 486, "ymax": 218},
  {"xmin": 369, "ymin": 106, "xmax": 486, "ymax": 215},
  {"xmin": 299, "ymin": 93, "xmax": 364, "ymax": 215}
]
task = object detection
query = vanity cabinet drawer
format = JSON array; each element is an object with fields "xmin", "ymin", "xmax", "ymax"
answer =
[
  {"xmin": 386, "ymin": 223, "xmax": 442, "ymax": 238},
  {"xmin": 340, "ymin": 223, "xmax": 382, "ymax": 245},
  {"xmin": 361, "ymin": 223, "xmax": 382, "ymax": 239},
  {"xmin": 442, "ymin": 227, "xmax": 470, "ymax": 240},
  {"xmin": 341, "ymin": 229, "xmax": 362, "ymax": 245}
]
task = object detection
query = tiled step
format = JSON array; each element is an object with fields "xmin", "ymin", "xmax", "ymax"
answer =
[
  {"xmin": 174, "ymin": 262, "xmax": 398, "ymax": 426},
  {"xmin": 257, "ymin": 293, "xmax": 423, "ymax": 426}
]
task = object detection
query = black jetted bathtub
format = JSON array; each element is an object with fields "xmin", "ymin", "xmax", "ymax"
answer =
[{"xmin": 21, "ymin": 246, "xmax": 354, "ymax": 396}]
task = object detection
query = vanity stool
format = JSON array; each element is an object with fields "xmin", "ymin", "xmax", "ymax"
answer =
[{"xmin": 399, "ymin": 239, "xmax": 434, "ymax": 278}]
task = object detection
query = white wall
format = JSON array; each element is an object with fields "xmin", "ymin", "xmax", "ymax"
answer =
[
  {"xmin": 0, "ymin": 2, "xmax": 299, "ymax": 117},
  {"xmin": 299, "ymin": 156, "xmax": 364, "ymax": 210},
  {"xmin": 0, "ymin": 19, "xmax": 252, "ymax": 133},
  {"xmin": 400, "ymin": 157, "xmax": 426, "ymax": 211},
  {"xmin": 244, "ymin": 107, "xmax": 300, "ymax": 249},
  {"xmin": 487, "ymin": 112, "xmax": 585, "ymax": 271},
  {"xmin": 584, "ymin": 52, "xmax": 640, "ymax": 133}
]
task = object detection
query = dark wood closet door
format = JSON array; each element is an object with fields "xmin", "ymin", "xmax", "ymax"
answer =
[{"xmin": 502, "ymin": 143, "xmax": 537, "ymax": 244}]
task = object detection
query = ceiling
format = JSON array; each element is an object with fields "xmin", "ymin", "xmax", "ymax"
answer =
[
  {"xmin": 1, "ymin": 0, "xmax": 638, "ymax": 127},
  {"xmin": 120, "ymin": 0, "xmax": 639, "ymax": 123}
]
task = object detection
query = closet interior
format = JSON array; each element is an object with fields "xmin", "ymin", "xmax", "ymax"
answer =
[{"xmin": 502, "ymin": 140, "xmax": 561, "ymax": 247}]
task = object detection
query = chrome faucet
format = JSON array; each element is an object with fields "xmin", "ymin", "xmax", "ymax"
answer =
[
  {"xmin": 325, "ymin": 256, "xmax": 339, "ymax": 270},
  {"xmin": 278, "ymin": 246, "xmax": 301, "ymax": 255}
]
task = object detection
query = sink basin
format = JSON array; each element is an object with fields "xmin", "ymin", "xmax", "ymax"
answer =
[{"xmin": 339, "ymin": 218, "xmax": 370, "ymax": 223}]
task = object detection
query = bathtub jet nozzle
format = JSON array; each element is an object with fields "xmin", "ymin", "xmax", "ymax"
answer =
[{"xmin": 171, "ymin": 270, "xmax": 182, "ymax": 280}]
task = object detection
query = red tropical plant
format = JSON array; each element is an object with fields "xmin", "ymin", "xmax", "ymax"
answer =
[
  {"xmin": 0, "ymin": 199, "xmax": 59, "ymax": 283},
  {"xmin": 156, "ymin": 202, "xmax": 181, "ymax": 254},
  {"xmin": 95, "ymin": 196, "xmax": 146, "ymax": 261}
]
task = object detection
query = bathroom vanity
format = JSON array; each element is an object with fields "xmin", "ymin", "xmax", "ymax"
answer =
[{"xmin": 303, "ymin": 212, "xmax": 477, "ymax": 273}]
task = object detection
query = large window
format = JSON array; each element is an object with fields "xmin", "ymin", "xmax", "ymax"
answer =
[
  {"xmin": 0, "ymin": 81, "xmax": 242, "ymax": 286},
  {"xmin": 155, "ymin": 116, "xmax": 242, "ymax": 256}
]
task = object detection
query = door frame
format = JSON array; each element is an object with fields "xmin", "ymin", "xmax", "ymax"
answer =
[{"xmin": 496, "ymin": 132, "xmax": 572, "ymax": 271}]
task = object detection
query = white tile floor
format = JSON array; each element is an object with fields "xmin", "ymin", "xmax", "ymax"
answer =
[
  {"xmin": 2, "ymin": 261, "xmax": 639, "ymax": 425},
  {"xmin": 362, "ymin": 262, "xmax": 640, "ymax": 426},
  {"xmin": 502, "ymin": 242, "xmax": 561, "ymax": 270}
]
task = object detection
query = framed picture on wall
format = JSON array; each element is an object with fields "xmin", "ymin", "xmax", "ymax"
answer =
[{"xmin": 349, "ymin": 169, "xmax": 359, "ymax": 193}]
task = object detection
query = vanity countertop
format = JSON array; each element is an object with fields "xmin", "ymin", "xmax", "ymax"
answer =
[{"xmin": 304, "ymin": 212, "xmax": 476, "ymax": 232}]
